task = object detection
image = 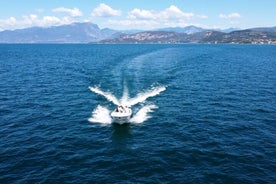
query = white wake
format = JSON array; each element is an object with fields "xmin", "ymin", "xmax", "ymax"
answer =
[
  {"xmin": 88, "ymin": 105, "xmax": 112, "ymax": 124},
  {"xmin": 88, "ymin": 84, "xmax": 166, "ymax": 124},
  {"xmin": 130, "ymin": 104, "xmax": 158, "ymax": 124},
  {"xmin": 127, "ymin": 86, "xmax": 166, "ymax": 106},
  {"xmin": 89, "ymin": 86, "xmax": 120, "ymax": 105}
]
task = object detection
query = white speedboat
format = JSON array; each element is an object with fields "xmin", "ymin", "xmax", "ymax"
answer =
[{"xmin": 111, "ymin": 105, "xmax": 132, "ymax": 124}]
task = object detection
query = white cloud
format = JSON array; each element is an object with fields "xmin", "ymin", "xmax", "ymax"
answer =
[
  {"xmin": 41, "ymin": 16, "xmax": 66, "ymax": 26},
  {"xmin": 0, "ymin": 5, "xmax": 210, "ymax": 31},
  {"xmin": 128, "ymin": 9, "xmax": 156, "ymax": 19},
  {"xmin": 163, "ymin": 20, "xmax": 190, "ymax": 28},
  {"xmin": 52, "ymin": 7, "xmax": 83, "ymax": 17},
  {"xmin": 91, "ymin": 3, "xmax": 121, "ymax": 17},
  {"xmin": 0, "ymin": 14, "xmax": 74, "ymax": 30},
  {"xmin": 5, "ymin": 17, "xmax": 17, "ymax": 25},
  {"xmin": 219, "ymin": 13, "xmax": 241, "ymax": 19},
  {"xmin": 161, "ymin": 5, "xmax": 194, "ymax": 19},
  {"xmin": 219, "ymin": 13, "xmax": 241, "ymax": 26},
  {"xmin": 0, "ymin": 17, "xmax": 16, "ymax": 31},
  {"xmin": 107, "ymin": 19, "xmax": 159, "ymax": 29},
  {"xmin": 107, "ymin": 19, "xmax": 203, "ymax": 30},
  {"xmin": 128, "ymin": 5, "xmax": 194, "ymax": 20},
  {"xmin": 106, "ymin": 5, "xmax": 199, "ymax": 29}
]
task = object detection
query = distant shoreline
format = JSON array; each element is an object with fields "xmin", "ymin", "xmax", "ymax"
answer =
[
  {"xmin": 0, "ymin": 42, "xmax": 275, "ymax": 45},
  {"xmin": 0, "ymin": 22, "xmax": 275, "ymax": 44}
]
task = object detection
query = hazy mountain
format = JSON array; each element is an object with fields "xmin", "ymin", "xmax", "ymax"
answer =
[
  {"xmin": 99, "ymin": 28, "xmax": 276, "ymax": 44},
  {"xmin": 246, "ymin": 26, "xmax": 276, "ymax": 33},
  {"xmin": 99, "ymin": 31, "xmax": 189, "ymax": 44},
  {"xmin": 158, "ymin": 26, "xmax": 205, "ymax": 34},
  {"xmin": 219, "ymin": 28, "xmax": 240, "ymax": 33},
  {"xmin": 0, "ymin": 22, "xmax": 117, "ymax": 43},
  {"xmin": 0, "ymin": 22, "xmax": 275, "ymax": 44}
]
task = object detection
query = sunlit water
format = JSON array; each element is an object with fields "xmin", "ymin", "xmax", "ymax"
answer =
[{"xmin": 0, "ymin": 44, "xmax": 275, "ymax": 183}]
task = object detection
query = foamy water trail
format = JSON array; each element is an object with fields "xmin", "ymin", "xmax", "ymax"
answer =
[
  {"xmin": 120, "ymin": 83, "xmax": 129, "ymax": 105},
  {"xmin": 89, "ymin": 84, "xmax": 166, "ymax": 124},
  {"xmin": 88, "ymin": 105, "xmax": 112, "ymax": 124},
  {"xmin": 130, "ymin": 104, "xmax": 158, "ymax": 124},
  {"xmin": 128, "ymin": 85, "xmax": 166, "ymax": 106},
  {"xmin": 89, "ymin": 86, "xmax": 120, "ymax": 105}
]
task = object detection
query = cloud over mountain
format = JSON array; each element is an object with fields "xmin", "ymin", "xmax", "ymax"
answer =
[
  {"xmin": 91, "ymin": 3, "xmax": 121, "ymax": 17},
  {"xmin": 128, "ymin": 5, "xmax": 194, "ymax": 20},
  {"xmin": 0, "ymin": 14, "xmax": 74, "ymax": 31},
  {"xmin": 52, "ymin": 7, "xmax": 83, "ymax": 17},
  {"xmin": 219, "ymin": 13, "xmax": 241, "ymax": 19}
]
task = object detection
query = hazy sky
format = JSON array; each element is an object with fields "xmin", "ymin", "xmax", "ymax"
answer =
[{"xmin": 0, "ymin": 0, "xmax": 275, "ymax": 31}]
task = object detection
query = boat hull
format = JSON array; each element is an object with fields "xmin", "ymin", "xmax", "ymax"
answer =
[
  {"xmin": 111, "ymin": 115, "xmax": 131, "ymax": 124},
  {"xmin": 111, "ymin": 107, "xmax": 132, "ymax": 124}
]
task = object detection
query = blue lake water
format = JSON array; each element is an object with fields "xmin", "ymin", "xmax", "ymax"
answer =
[{"xmin": 0, "ymin": 44, "xmax": 275, "ymax": 183}]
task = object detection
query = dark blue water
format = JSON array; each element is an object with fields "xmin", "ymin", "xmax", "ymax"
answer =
[{"xmin": 0, "ymin": 44, "xmax": 275, "ymax": 183}]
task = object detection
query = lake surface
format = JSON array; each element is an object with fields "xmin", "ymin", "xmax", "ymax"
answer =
[{"xmin": 0, "ymin": 44, "xmax": 275, "ymax": 183}]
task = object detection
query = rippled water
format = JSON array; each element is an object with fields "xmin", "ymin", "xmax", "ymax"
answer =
[{"xmin": 0, "ymin": 44, "xmax": 275, "ymax": 183}]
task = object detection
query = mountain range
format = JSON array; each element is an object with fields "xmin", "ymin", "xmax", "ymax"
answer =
[{"xmin": 0, "ymin": 22, "xmax": 275, "ymax": 44}]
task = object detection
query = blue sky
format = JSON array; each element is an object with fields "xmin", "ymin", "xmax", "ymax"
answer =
[{"xmin": 0, "ymin": 0, "xmax": 275, "ymax": 31}]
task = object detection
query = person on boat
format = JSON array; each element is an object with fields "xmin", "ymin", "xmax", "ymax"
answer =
[{"xmin": 117, "ymin": 105, "xmax": 123, "ymax": 113}]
